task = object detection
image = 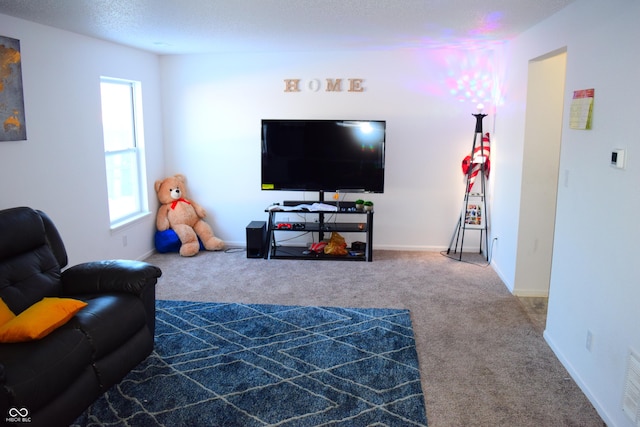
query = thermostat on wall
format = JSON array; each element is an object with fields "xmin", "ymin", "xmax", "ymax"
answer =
[{"xmin": 611, "ymin": 149, "xmax": 625, "ymax": 169}]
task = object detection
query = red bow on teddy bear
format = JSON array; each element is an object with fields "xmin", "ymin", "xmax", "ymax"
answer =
[{"xmin": 170, "ymin": 198, "xmax": 191, "ymax": 210}]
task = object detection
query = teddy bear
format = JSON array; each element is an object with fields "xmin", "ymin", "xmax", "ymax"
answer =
[{"xmin": 155, "ymin": 174, "xmax": 224, "ymax": 256}]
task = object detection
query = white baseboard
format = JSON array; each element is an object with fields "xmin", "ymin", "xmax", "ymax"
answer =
[
  {"xmin": 544, "ymin": 330, "xmax": 614, "ymax": 426},
  {"xmin": 223, "ymin": 241, "xmax": 450, "ymax": 253},
  {"xmin": 138, "ymin": 248, "xmax": 157, "ymax": 261},
  {"xmin": 373, "ymin": 244, "xmax": 447, "ymax": 252},
  {"xmin": 513, "ymin": 289, "xmax": 549, "ymax": 298},
  {"xmin": 491, "ymin": 259, "xmax": 514, "ymax": 293}
]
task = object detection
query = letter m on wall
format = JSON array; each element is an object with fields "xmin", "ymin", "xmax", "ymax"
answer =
[{"xmin": 326, "ymin": 79, "xmax": 342, "ymax": 92}]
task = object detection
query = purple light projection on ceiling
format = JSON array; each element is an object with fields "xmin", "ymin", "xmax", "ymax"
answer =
[
  {"xmin": 414, "ymin": 44, "xmax": 506, "ymax": 113},
  {"xmin": 443, "ymin": 10, "xmax": 507, "ymax": 107},
  {"xmin": 469, "ymin": 11, "xmax": 505, "ymax": 36},
  {"xmin": 443, "ymin": 49, "xmax": 501, "ymax": 105},
  {"xmin": 404, "ymin": 10, "xmax": 509, "ymax": 113}
]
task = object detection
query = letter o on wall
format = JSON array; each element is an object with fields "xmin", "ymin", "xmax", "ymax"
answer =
[{"xmin": 308, "ymin": 79, "xmax": 321, "ymax": 92}]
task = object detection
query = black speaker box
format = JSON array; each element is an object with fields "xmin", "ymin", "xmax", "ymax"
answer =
[
  {"xmin": 351, "ymin": 241, "xmax": 366, "ymax": 251},
  {"xmin": 246, "ymin": 221, "xmax": 267, "ymax": 258}
]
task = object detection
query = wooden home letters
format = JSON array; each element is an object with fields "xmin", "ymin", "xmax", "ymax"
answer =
[{"xmin": 284, "ymin": 78, "xmax": 365, "ymax": 93}]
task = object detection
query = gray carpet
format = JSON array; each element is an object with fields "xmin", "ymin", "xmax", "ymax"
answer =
[{"xmin": 145, "ymin": 249, "xmax": 604, "ymax": 426}]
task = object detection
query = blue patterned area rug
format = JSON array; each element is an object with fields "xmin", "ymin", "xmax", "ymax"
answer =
[{"xmin": 74, "ymin": 300, "xmax": 428, "ymax": 426}]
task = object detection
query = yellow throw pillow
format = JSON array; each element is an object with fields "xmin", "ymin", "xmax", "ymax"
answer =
[
  {"xmin": 0, "ymin": 298, "xmax": 16, "ymax": 327},
  {"xmin": 0, "ymin": 297, "xmax": 87, "ymax": 343}
]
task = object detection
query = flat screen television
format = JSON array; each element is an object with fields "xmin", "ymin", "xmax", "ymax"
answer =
[{"xmin": 261, "ymin": 119, "xmax": 386, "ymax": 193}]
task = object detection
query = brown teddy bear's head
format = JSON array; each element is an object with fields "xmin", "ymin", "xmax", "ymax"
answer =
[{"xmin": 155, "ymin": 174, "xmax": 188, "ymax": 205}]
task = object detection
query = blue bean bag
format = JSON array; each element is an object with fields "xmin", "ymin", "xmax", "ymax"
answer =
[{"xmin": 154, "ymin": 229, "xmax": 204, "ymax": 253}]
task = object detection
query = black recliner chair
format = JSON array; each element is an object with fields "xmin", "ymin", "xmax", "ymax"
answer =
[{"xmin": 0, "ymin": 207, "xmax": 162, "ymax": 427}]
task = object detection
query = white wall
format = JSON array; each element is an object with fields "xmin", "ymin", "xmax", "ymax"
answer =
[
  {"xmin": 159, "ymin": 49, "xmax": 500, "ymax": 250},
  {"xmin": 0, "ymin": 14, "xmax": 164, "ymax": 266},
  {"xmin": 494, "ymin": 1, "xmax": 640, "ymax": 425},
  {"xmin": 1, "ymin": 12, "xmax": 505, "ymax": 260}
]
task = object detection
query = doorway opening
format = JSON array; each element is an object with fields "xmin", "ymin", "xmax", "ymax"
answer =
[{"xmin": 514, "ymin": 48, "xmax": 567, "ymax": 331}]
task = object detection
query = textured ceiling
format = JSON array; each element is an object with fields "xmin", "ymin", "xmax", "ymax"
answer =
[{"xmin": 0, "ymin": 0, "xmax": 575, "ymax": 54}]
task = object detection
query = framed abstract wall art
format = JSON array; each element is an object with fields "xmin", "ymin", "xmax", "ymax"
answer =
[{"xmin": 0, "ymin": 35, "xmax": 27, "ymax": 141}]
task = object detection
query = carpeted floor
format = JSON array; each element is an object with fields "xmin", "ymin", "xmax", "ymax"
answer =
[
  {"xmin": 73, "ymin": 300, "xmax": 427, "ymax": 426},
  {"xmin": 139, "ymin": 249, "xmax": 604, "ymax": 427}
]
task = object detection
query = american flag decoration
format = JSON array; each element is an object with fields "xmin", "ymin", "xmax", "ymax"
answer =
[{"xmin": 461, "ymin": 132, "xmax": 491, "ymax": 193}]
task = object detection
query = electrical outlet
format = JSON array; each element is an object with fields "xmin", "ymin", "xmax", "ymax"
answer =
[
  {"xmin": 586, "ymin": 330, "xmax": 593, "ymax": 351},
  {"xmin": 122, "ymin": 235, "xmax": 128, "ymax": 247}
]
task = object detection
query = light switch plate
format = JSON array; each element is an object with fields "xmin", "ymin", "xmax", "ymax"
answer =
[{"xmin": 611, "ymin": 149, "xmax": 625, "ymax": 169}]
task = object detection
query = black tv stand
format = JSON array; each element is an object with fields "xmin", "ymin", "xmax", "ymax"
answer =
[{"xmin": 265, "ymin": 199, "xmax": 374, "ymax": 262}]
